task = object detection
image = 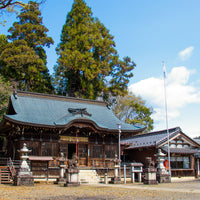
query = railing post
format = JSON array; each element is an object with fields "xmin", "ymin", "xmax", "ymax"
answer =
[{"xmin": 124, "ymin": 165, "xmax": 126, "ymax": 184}]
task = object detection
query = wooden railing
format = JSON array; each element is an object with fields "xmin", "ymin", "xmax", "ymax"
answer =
[{"xmin": 8, "ymin": 158, "xmax": 16, "ymax": 179}]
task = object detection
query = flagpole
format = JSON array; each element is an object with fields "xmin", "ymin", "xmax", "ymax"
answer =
[{"xmin": 163, "ymin": 61, "xmax": 172, "ymax": 181}]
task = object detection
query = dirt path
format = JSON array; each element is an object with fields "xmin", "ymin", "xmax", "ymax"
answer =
[{"xmin": 0, "ymin": 179, "xmax": 200, "ymax": 200}]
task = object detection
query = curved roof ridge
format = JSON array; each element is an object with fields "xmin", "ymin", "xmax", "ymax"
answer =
[{"xmin": 15, "ymin": 90, "xmax": 107, "ymax": 106}]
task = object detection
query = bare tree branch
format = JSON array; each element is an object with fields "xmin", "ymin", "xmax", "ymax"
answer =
[{"xmin": 0, "ymin": 0, "xmax": 25, "ymax": 10}]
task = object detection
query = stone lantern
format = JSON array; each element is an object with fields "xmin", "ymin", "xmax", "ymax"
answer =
[
  {"xmin": 110, "ymin": 154, "xmax": 122, "ymax": 184},
  {"xmin": 14, "ymin": 143, "xmax": 34, "ymax": 186},
  {"xmin": 155, "ymin": 149, "xmax": 170, "ymax": 183},
  {"xmin": 57, "ymin": 152, "xmax": 67, "ymax": 185}
]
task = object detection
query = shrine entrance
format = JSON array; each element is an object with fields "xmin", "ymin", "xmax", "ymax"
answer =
[{"xmin": 68, "ymin": 144, "xmax": 76, "ymax": 159}]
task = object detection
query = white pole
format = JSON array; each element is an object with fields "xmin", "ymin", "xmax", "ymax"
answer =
[
  {"xmin": 117, "ymin": 123, "xmax": 121, "ymax": 178},
  {"xmin": 163, "ymin": 61, "xmax": 172, "ymax": 181},
  {"xmin": 124, "ymin": 164, "xmax": 126, "ymax": 184}
]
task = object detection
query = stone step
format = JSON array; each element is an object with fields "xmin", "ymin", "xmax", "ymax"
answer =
[{"xmin": 79, "ymin": 169, "xmax": 100, "ymax": 184}]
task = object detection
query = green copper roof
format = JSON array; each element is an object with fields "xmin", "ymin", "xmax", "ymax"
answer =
[{"xmin": 5, "ymin": 91, "xmax": 145, "ymax": 132}]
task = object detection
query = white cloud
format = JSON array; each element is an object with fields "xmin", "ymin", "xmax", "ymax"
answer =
[
  {"xmin": 178, "ymin": 46, "xmax": 194, "ymax": 61},
  {"xmin": 129, "ymin": 66, "xmax": 200, "ymax": 137}
]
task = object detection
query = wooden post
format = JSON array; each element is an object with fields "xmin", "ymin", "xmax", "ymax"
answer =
[
  {"xmin": 47, "ymin": 161, "xmax": 49, "ymax": 182},
  {"xmin": 76, "ymin": 130, "xmax": 78, "ymax": 156},
  {"xmin": 0, "ymin": 168, "xmax": 1, "ymax": 184}
]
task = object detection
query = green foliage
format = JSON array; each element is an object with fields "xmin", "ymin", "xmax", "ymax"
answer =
[
  {"xmin": 0, "ymin": 34, "xmax": 8, "ymax": 51},
  {"xmin": 0, "ymin": 39, "xmax": 47, "ymax": 91},
  {"xmin": 113, "ymin": 93, "xmax": 154, "ymax": 132},
  {"xmin": 7, "ymin": 1, "xmax": 53, "ymax": 64},
  {"xmin": 0, "ymin": 75, "xmax": 11, "ymax": 121},
  {"xmin": 55, "ymin": 0, "xmax": 134, "ymax": 100},
  {"xmin": 1, "ymin": 1, "xmax": 54, "ymax": 93},
  {"xmin": 0, "ymin": 34, "xmax": 8, "ymax": 67},
  {"xmin": 0, "ymin": 0, "xmax": 26, "ymax": 26}
]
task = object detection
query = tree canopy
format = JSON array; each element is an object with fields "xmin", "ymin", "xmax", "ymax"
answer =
[
  {"xmin": 54, "ymin": 0, "xmax": 135, "ymax": 100},
  {"xmin": 113, "ymin": 93, "xmax": 154, "ymax": 132},
  {"xmin": 0, "ymin": 75, "xmax": 13, "ymax": 121},
  {"xmin": 0, "ymin": 1, "xmax": 54, "ymax": 93}
]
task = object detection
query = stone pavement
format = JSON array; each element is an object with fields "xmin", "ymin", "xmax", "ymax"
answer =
[{"xmin": 0, "ymin": 177, "xmax": 199, "ymax": 200}]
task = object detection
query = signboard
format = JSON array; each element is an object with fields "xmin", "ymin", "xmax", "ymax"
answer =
[{"xmin": 60, "ymin": 136, "xmax": 88, "ymax": 143}]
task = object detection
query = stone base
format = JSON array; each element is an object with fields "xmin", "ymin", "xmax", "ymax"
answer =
[
  {"xmin": 54, "ymin": 178, "xmax": 66, "ymax": 185},
  {"xmin": 143, "ymin": 179, "xmax": 158, "ymax": 185},
  {"xmin": 14, "ymin": 175, "xmax": 34, "ymax": 186},
  {"xmin": 65, "ymin": 169, "xmax": 80, "ymax": 187},
  {"xmin": 110, "ymin": 177, "xmax": 123, "ymax": 184},
  {"xmin": 64, "ymin": 182, "xmax": 80, "ymax": 187},
  {"xmin": 156, "ymin": 174, "xmax": 171, "ymax": 183}
]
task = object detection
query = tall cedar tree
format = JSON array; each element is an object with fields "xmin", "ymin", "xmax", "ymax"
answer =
[
  {"xmin": 113, "ymin": 93, "xmax": 154, "ymax": 132},
  {"xmin": 55, "ymin": 0, "xmax": 135, "ymax": 100},
  {"xmin": 0, "ymin": 34, "xmax": 8, "ymax": 68},
  {"xmin": 1, "ymin": 1, "xmax": 54, "ymax": 92},
  {"xmin": 0, "ymin": 75, "xmax": 12, "ymax": 121}
]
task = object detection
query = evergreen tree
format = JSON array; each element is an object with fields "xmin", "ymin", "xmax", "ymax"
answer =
[
  {"xmin": 0, "ymin": 75, "xmax": 12, "ymax": 121},
  {"xmin": 0, "ymin": 34, "xmax": 8, "ymax": 67},
  {"xmin": 113, "ymin": 93, "xmax": 154, "ymax": 132},
  {"xmin": 55, "ymin": 0, "xmax": 134, "ymax": 100},
  {"xmin": 0, "ymin": 40, "xmax": 47, "ymax": 91},
  {"xmin": 3, "ymin": 1, "xmax": 54, "ymax": 92}
]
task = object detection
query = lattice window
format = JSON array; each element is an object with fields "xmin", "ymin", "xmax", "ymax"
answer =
[
  {"xmin": 91, "ymin": 145, "xmax": 102, "ymax": 158},
  {"xmin": 170, "ymin": 156, "xmax": 190, "ymax": 169},
  {"xmin": 105, "ymin": 145, "xmax": 117, "ymax": 158},
  {"xmin": 42, "ymin": 142, "xmax": 58, "ymax": 156},
  {"xmin": 60, "ymin": 143, "xmax": 68, "ymax": 158},
  {"xmin": 78, "ymin": 144, "xmax": 87, "ymax": 158},
  {"xmin": 26, "ymin": 141, "xmax": 39, "ymax": 156}
]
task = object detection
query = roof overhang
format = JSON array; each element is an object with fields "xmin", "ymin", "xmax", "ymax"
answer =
[{"xmin": 1, "ymin": 115, "xmax": 145, "ymax": 135}]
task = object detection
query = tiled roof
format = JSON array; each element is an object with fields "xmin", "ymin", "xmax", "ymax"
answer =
[
  {"xmin": 121, "ymin": 127, "xmax": 181, "ymax": 149},
  {"xmin": 161, "ymin": 147, "xmax": 199, "ymax": 154},
  {"xmin": 194, "ymin": 139, "xmax": 200, "ymax": 145},
  {"xmin": 4, "ymin": 91, "xmax": 145, "ymax": 132}
]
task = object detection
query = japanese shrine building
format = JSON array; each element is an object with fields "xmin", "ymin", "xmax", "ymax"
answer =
[
  {"xmin": 122, "ymin": 127, "xmax": 200, "ymax": 177},
  {"xmin": 0, "ymin": 91, "xmax": 145, "ymax": 168}
]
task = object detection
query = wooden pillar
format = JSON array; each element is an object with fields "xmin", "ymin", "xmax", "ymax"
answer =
[
  {"xmin": 76, "ymin": 129, "xmax": 79, "ymax": 156},
  {"xmin": 87, "ymin": 144, "xmax": 90, "ymax": 167},
  {"xmin": 46, "ymin": 161, "xmax": 49, "ymax": 181}
]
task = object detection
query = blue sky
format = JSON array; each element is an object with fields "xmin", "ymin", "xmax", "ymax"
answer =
[{"xmin": 1, "ymin": 0, "xmax": 200, "ymax": 138}]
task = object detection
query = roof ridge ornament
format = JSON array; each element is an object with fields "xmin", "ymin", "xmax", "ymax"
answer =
[{"xmin": 68, "ymin": 108, "xmax": 92, "ymax": 117}]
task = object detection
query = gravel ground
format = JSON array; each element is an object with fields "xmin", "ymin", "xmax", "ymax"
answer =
[{"xmin": 0, "ymin": 179, "xmax": 200, "ymax": 200}]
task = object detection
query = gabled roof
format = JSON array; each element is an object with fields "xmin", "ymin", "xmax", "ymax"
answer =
[
  {"xmin": 2, "ymin": 91, "xmax": 145, "ymax": 133},
  {"xmin": 121, "ymin": 127, "xmax": 200, "ymax": 149}
]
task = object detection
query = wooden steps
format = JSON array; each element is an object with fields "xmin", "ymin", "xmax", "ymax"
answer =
[{"xmin": 0, "ymin": 166, "xmax": 12, "ymax": 184}]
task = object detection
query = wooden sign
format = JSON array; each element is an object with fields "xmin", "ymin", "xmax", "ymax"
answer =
[{"xmin": 60, "ymin": 136, "xmax": 88, "ymax": 142}]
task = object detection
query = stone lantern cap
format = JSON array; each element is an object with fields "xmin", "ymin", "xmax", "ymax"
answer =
[
  {"xmin": 58, "ymin": 152, "xmax": 67, "ymax": 162},
  {"xmin": 155, "ymin": 149, "xmax": 166, "ymax": 157},
  {"xmin": 18, "ymin": 143, "xmax": 31, "ymax": 153},
  {"xmin": 112, "ymin": 154, "xmax": 121, "ymax": 165}
]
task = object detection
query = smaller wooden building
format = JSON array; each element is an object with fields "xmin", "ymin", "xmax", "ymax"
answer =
[{"xmin": 122, "ymin": 127, "xmax": 200, "ymax": 177}]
